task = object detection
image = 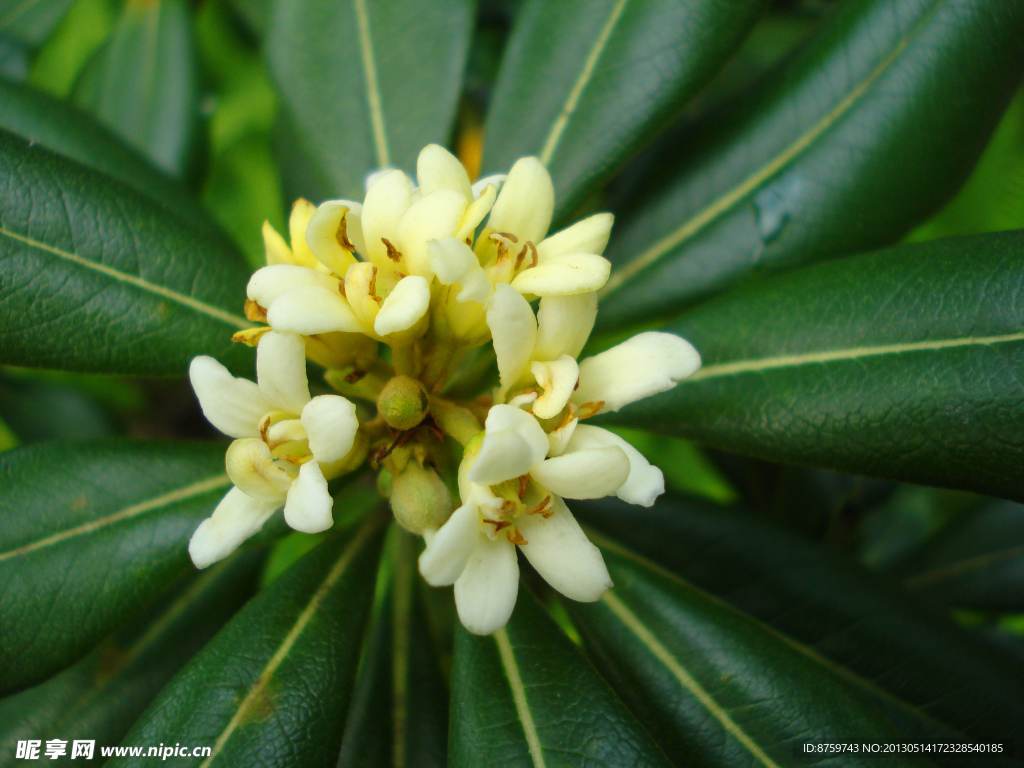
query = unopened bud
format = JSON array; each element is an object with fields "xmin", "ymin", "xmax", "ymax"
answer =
[
  {"xmin": 390, "ymin": 462, "xmax": 453, "ymax": 534},
  {"xmin": 377, "ymin": 375, "xmax": 429, "ymax": 431}
]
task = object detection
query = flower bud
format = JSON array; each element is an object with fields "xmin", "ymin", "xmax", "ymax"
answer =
[
  {"xmin": 390, "ymin": 462, "xmax": 453, "ymax": 534},
  {"xmin": 377, "ymin": 375, "xmax": 429, "ymax": 431}
]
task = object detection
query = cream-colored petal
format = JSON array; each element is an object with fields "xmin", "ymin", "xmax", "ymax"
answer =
[
  {"xmin": 530, "ymin": 355, "xmax": 579, "ymax": 420},
  {"xmin": 262, "ymin": 221, "xmax": 292, "ymax": 266},
  {"xmin": 518, "ymin": 495, "xmax": 611, "ymax": 602},
  {"xmin": 486, "ymin": 157, "xmax": 553, "ymax": 244},
  {"xmin": 301, "ymin": 394, "xmax": 358, "ymax": 464},
  {"xmin": 454, "ymin": 533, "xmax": 520, "ymax": 635},
  {"xmin": 189, "ymin": 356, "xmax": 273, "ymax": 438},
  {"xmin": 265, "ymin": 286, "xmax": 366, "ymax": 336},
  {"xmin": 537, "ymin": 212, "xmax": 614, "ymax": 260},
  {"xmin": 266, "ymin": 418, "xmax": 306, "ymax": 446},
  {"xmin": 428, "ymin": 237, "xmax": 493, "ymax": 304},
  {"xmin": 574, "ymin": 332, "xmax": 702, "ymax": 414},
  {"xmin": 256, "ymin": 331, "xmax": 311, "ymax": 413},
  {"xmin": 189, "ymin": 487, "xmax": 280, "ymax": 568},
  {"xmin": 417, "ymin": 143, "xmax": 473, "ymax": 199},
  {"xmin": 247, "ymin": 265, "xmax": 340, "ymax": 308},
  {"xmin": 547, "ymin": 415, "xmax": 578, "ymax": 457},
  {"xmin": 456, "ymin": 183, "xmax": 497, "ymax": 242},
  {"xmin": 486, "ymin": 283, "xmax": 537, "ymax": 394},
  {"xmin": 283, "ymin": 460, "xmax": 334, "ymax": 533},
  {"xmin": 534, "ymin": 293, "xmax": 597, "ymax": 361},
  {"xmin": 362, "ymin": 169, "xmax": 414, "ymax": 266},
  {"xmin": 306, "ymin": 200, "xmax": 362, "ymax": 276},
  {"xmin": 484, "ymin": 404, "xmax": 550, "ymax": 467},
  {"xmin": 396, "ymin": 189, "xmax": 468, "ymax": 276},
  {"xmin": 511, "ymin": 252, "xmax": 610, "ymax": 296},
  {"xmin": 530, "ymin": 446, "xmax": 630, "ymax": 500},
  {"xmin": 225, "ymin": 438, "xmax": 293, "ymax": 502},
  {"xmin": 374, "ymin": 275, "xmax": 431, "ymax": 336},
  {"xmin": 419, "ymin": 502, "xmax": 481, "ymax": 586},
  {"xmin": 471, "ymin": 173, "xmax": 506, "ymax": 199},
  {"xmin": 287, "ymin": 199, "xmax": 318, "ymax": 268},
  {"xmin": 467, "ymin": 429, "xmax": 535, "ymax": 486},
  {"xmin": 565, "ymin": 425, "xmax": 664, "ymax": 507}
]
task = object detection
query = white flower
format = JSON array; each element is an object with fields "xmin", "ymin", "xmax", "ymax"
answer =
[{"xmin": 187, "ymin": 331, "xmax": 359, "ymax": 568}]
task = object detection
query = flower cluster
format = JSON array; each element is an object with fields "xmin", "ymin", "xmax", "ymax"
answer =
[{"xmin": 188, "ymin": 144, "xmax": 700, "ymax": 634}]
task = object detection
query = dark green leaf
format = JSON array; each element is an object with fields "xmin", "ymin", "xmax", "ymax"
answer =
[
  {"xmin": 0, "ymin": 440, "xmax": 233, "ymax": 695},
  {"xmin": 482, "ymin": 0, "xmax": 767, "ymax": 222},
  {"xmin": 0, "ymin": 130, "xmax": 253, "ymax": 375},
  {"xmin": 109, "ymin": 515, "xmax": 386, "ymax": 768},
  {"xmin": 0, "ymin": 35, "xmax": 28, "ymax": 80},
  {"xmin": 266, "ymin": 0, "xmax": 474, "ymax": 200},
  {"xmin": 599, "ymin": 0, "xmax": 1024, "ymax": 327},
  {"xmin": 611, "ymin": 230, "xmax": 1024, "ymax": 502},
  {"xmin": 0, "ymin": 370, "xmax": 115, "ymax": 441},
  {"xmin": 449, "ymin": 584, "xmax": 672, "ymax": 768},
  {"xmin": 0, "ymin": 552, "xmax": 262, "ymax": 759},
  {"xmin": 73, "ymin": 0, "xmax": 200, "ymax": 178},
  {"xmin": 577, "ymin": 497, "xmax": 1024, "ymax": 742},
  {"xmin": 0, "ymin": 0, "xmax": 73, "ymax": 47},
  {"xmin": 567, "ymin": 549, "xmax": 925, "ymax": 768}
]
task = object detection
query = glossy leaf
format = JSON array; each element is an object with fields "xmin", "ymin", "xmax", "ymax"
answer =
[
  {"xmin": 599, "ymin": 0, "xmax": 1024, "ymax": 327},
  {"xmin": 611, "ymin": 230, "xmax": 1024, "ymax": 503},
  {"xmin": 0, "ymin": 130, "xmax": 253, "ymax": 375},
  {"xmin": 0, "ymin": 552, "xmax": 262, "ymax": 753},
  {"xmin": 577, "ymin": 497, "xmax": 1024, "ymax": 742},
  {"xmin": 0, "ymin": 0, "xmax": 73, "ymax": 47},
  {"xmin": 266, "ymin": 0, "xmax": 474, "ymax": 200},
  {"xmin": 109, "ymin": 516, "xmax": 386, "ymax": 768},
  {"xmin": 73, "ymin": 0, "xmax": 200, "ymax": 178},
  {"xmin": 449, "ymin": 584, "xmax": 672, "ymax": 768},
  {"xmin": 481, "ymin": 0, "xmax": 768, "ymax": 222},
  {"xmin": 568, "ymin": 549, "xmax": 923, "ymax": 768}
]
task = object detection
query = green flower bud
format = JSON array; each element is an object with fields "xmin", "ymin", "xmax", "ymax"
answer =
[
  {"xmin": 390, "ymin": 462, "xmax": 453, "ymax": 534},
  {"xmin": 377, "ymin": 375, "xmax": 429, "ymax": 431}
]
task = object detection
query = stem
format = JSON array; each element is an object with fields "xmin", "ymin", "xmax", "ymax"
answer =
[{"xmin": 430, "ymin": 397, "xmax": 483, "ymax": 446}]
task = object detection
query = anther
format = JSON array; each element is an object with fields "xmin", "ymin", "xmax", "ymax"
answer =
[
  {"xmin": 381, "ymin": 238, "xmax": 403, "ymax": 263},
  {"xmin": 244, "ymin": 299, "xmax": 268, "ymax": 323},
  {"xmin": 335, "ymin": 216, "xmax": 355, "ymax": 251}
]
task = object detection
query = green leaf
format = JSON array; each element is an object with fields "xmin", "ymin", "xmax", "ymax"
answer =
[
  {"xmin": 0, "ymin": 0, "xmax": 74, "ymax": 47},
  {"xmin": 567, "ymin": 549, "xmax": 925, "ymax": 767},
  {"xmin": 110, "ymin": 516, "xmax": 386, "ymax": 768},
  {"xmin": 599, "ymin": 0, "xmax": 1024, "ymax": 328},
  {"xmin": 449, "ymin": 584, "xmax": 673, "ymax": 768},
  {"xmin": 0, "ymin": 440, "xmax": 232, "ymax": 695},
  {"xmin": 73, "ymin": 0, "xmax": 200, "ymax": 178},
  {"xmin": 611, "ymin": 230, "xmax": 1024, "ymax": 503},
  {"xmin": 266, "ymin": 0, "xmax": 474, "ymax": 200},
  {"xmin": 0, "ymin": 369, "xmax": 115, "ymax": 441},
  {"xmin": 577, "ymin": 498, "xmax": 1024, "ymax": 742},
  {"xmin": 894, "ymin": 499, "xmax": 1024, "ymax": 611},
  {"xmin": 0, "ymin": 552, "xmax": 262, "ymax": 752},
  {"xmin": 482, "ymin": 0, "xmax": 767, "ymax": 222},
  {"xmin": 0, "ymin": 129, "xmax": 253, "ymax": 376}
]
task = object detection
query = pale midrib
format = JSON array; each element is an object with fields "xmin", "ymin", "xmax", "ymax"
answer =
[
  {"xmin": 685, "ymin": 330, "xmax": 1024, "ymax": 384},
  {"xmin": 601, "ymin": 5, "xmax": 931, "ymax": 297},
  {"xmin": 538, "ymin": 0, "xmax": 629, "ymax": 166},
  {"xmin": 0, "ymin": 474, "xmax": 230, "ymax": 563},
  {"xmin": 198, "ymin": 518, "xmax": 379, "ymax": 768},
  {"xmin": 904, "ymin": 545, "xmax": 1024, "ymax": 591},
  {"xmin": 0, "ymin": 226, "xmax": 251, "ymax": 330},
  {"xmin": 353, "ymin": 0, "xmax": 389, "ymax": 168},
  {"xmin": 601, "ymin": 592, "xmax": 783, "ymax": 768},
  {"xmin": 495, "ymin": 628, "xmax": 547, "ymax": 768}
]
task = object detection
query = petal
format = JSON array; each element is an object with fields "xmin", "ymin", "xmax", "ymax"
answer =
[
  {"xmin": 486, "ymin": 283, "xmax": 537, "ymax": 393},
  {"xmin": 471, "ymin": 173, "xmax": 506, "ymax": 199},
  {"xmin": 574, "ymin": 332, "xmax": 702, "ymax": 414},
  {"xmin": 374, "ymin": 275, "xmax": 431, "ymax": 337},
  {"xmin": 417, "ymin": 143, "xmax": 472, "ymax": 199},
  {"xmin": 301, "ymin": 394, "xmax": 359, "ymax": 463},
  {"xmin": 530, "ymin": 446, "xmax": 630, "ymax": 499},
  {"xmin": 225, "ymin": 438, "xmax": 293, "ymax": 502},
  {"xmin": 287, "ymin": 199, "xmax": 319, "ymax": 268},
  {"xmin": 565, "ymin": 425, "xmax": 664, "ymax": 507},
  {"xmin": 517, "ymin": 496, "xmax": 612, "ymax": 602},
  {"xmin": 247, "ymin": 264, "xmax": 340, "ymax": 308},
  {"xmin": 530, "ymin": 355, "xmax": 579, "ymax": 420},
  {"xmin": 467, "ymin": 429, "xmax": 535, "ymax": 486},
  {"xmin": 306, "ymin": 200, "xmax": 362, "ymax": 275},
  {"xmin": 510, "ymin": 252, "xmax": 610, "ymax": 296},
  {"xmin": 396, "ymin": 189, "xmax": 468, "ymax": 276},
  {"xmin": 418, "ymin": 502, "xmax": 481, "ymax": 586},
  {"xmin": 189, "ymin": 356, "xmax": 272, "ymax": 438},
  {"xmin": 547, "ymin": 415, "xmax": 578, "ymax": 456},
  {"xmin": 362, "ymin": 169, "xmax": 414, "ymax": 266},
  {"xmin": 265, "ymin": 285, "xmax": 366, "ymax": 336},
  {"xmin": 262, "ymin": 221, "xmax": 292, "ymax": 266},
  {"xmin": 534, "ymin": 292, "xmax": 597, "ymax": 361},
  {"xmin": 283, "ymin": 460, "xmax": 334, "ymax": 533},
  {"xmin": 537, "ymin": 212, "xmax": 613, "ymax": 260},
  {"xmin": 189, "ymin": 487, "xmax": 280, "ymax": 568},
  {"xmin": 484, "ymin": 404, "xmax": 549, "ymax": 466},
  {"xmin": 456, "ymin": 183, "xmax": 497, "ymax": 242},
  {"xmin": 454, "ymin": 533, "xmax": 520, "ymax": 635},
  {"xmin": 256, "ymin": 331, "xmax": 311, "ymax": 413},
  {"xmin": 486, "ymin": 157, "xmax": 553, "ymax": 244},
  {"xmin": 428, "ymin": 237, "xmax": 493, "ymax": 304}
]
